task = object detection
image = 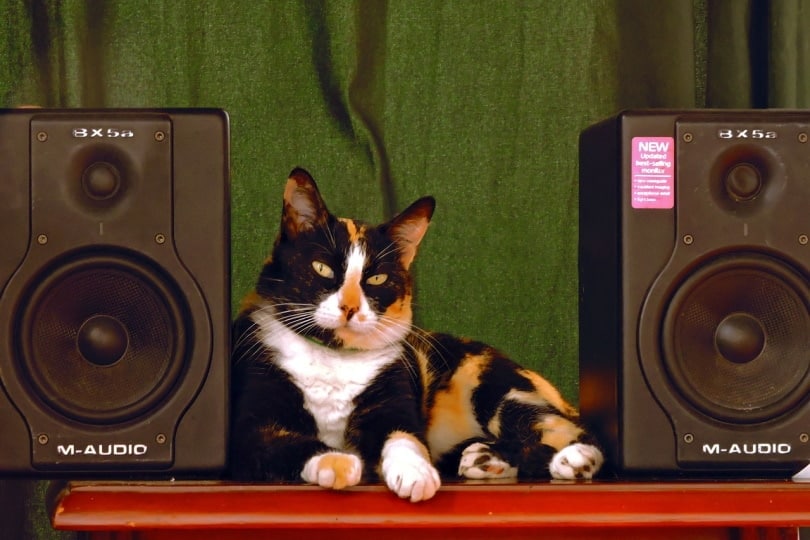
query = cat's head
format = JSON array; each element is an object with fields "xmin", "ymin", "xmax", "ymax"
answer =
[{"xmin": 255, "ymin": 168, "xmax": 434, "ymax": 351}]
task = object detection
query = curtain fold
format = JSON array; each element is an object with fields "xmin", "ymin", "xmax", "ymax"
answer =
[
  {"xmin": 769, "ymin": 0, "xmax": 810, "ymax": 107},
  {"xmin": 706, "ymin": 0, "xmax": 758, "ymax": 107},
  {"xmin": 616, "ymin": 0, "xmax": 701, "ymax": 108}
]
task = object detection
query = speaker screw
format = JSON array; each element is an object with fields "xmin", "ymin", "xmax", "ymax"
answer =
[
  {"xmin": 799, "ymin": 133, "xmax": 808, "ymax": 144},
  {"xmin": 155, "ymin": 233, "xmax": 166, "ymax": 245},
  {"xmin": 156, "ymin": 433, "xmax": 167, "ymax": 445},
  {"xmin": 36, "ymin": 131, "xmax": 48, "ymax": 142},
  {"xmin": 36, "ymin": 234, "xmax": 48, "ymax": 245},
  {"xmin": 800, "ymin": 234, "xmax": 809, "ymax": 245},
  {"xmin": 683, "ymin": 234, "xmax": 694, "ymax": 245},
  {"xmin": 682, "ymin": 132, "xmax": 693, "ymax": 143},
  {"xmin": 37, "ymin": 434, "xmax": 49, "ymax": 445},
  {"xmin": 801, "ymin": 433, "xmax": 809, "ymax": 443},
  {"xmin": 683, "ymin": 433, "xmax": 694, "ymax": 444},
  {"xmin": 154, "ymin": 131, "xmax": 166, "ymax": 142}
]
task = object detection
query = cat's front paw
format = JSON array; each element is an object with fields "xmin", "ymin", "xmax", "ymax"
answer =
[
  {"xmin": 381, "ymin": 434, "xmax": 441, "ymax": 502},
  {"xmin": 549, "ymin": 443, "xmax": 603, "ymax": 480},
  {"xmin": 458, "ymin": 442, "xmax": 518, "ymax": 479},
  {"xmin": 301, "ymin": 451, "xmax": 363, "ymax": 490}
]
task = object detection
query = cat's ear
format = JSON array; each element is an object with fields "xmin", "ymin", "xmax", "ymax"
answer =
[
  {"xmin": 281, "ymin": 168, "xmax": 330, "ymax": 239},
  {"xmin": 387, "ymin": 196, "xmax": 435, "ymax": 268}
]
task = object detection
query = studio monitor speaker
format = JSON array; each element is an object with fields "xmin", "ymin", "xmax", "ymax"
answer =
[
  {"xmin": 579, "ymin": 110, "xmax": 810, "ymax": 476},
  {"xmin": 0, "ymin": 109, "xmax": 229, "ymax": 475}
]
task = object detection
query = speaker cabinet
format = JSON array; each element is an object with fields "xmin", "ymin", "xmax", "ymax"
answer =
[
  {"xmin": 579, "ymin": 110, "xmax": 810, "ymax": 476},
  {"xmin": 0, "ymin": 109, "xmax": 229, "ymax": 475}
]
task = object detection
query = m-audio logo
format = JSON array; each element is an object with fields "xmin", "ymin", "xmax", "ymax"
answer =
[
  {"xmin": 56, "ymin": 443, "xmax": 149, "ymax": 457},
  {"xmin": 702, "ymin": 443, "xmax": 792, "ymax": 456}
]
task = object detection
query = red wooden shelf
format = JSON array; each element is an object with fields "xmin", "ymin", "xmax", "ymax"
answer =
[{"xmin": 50, "ymin": 480, "xmax": 810, "ymax": 540}]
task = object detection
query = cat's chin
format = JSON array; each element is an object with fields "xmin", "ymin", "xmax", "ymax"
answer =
[{"xmin": 333, "ymin": 324, "xmax": 409, "ymax": 351}]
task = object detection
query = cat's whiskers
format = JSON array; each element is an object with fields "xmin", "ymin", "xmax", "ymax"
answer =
[
  {"xmin": 235, "ymin": 301, "xmax": 323, "ymax": 362},
  {"xmin": 374, "ymin": 240, "xmax": 400, "ymax": 262},
  {"xmin": 264, "ymin": 301, "xmax": 316, "ymax": 320},
  {"xmin": 369, "ymin": 315, "xmax": 437, "ymax": 385},
  {"xmin": 355, "ymin": 319, "xmax": 423, "ymax": 385},
  {"xmin": 233, "ymin": 326, "xmax": 274, "ymax": 366},
  {"xmin": 318, "ymin": 219, "xmax": 337, "ymax": 250},
  {"xmin": 273, "ymin": 310, "xmax": 319, "ymax": 337},
  {"xmin": 406, "ymin": 324, "xmax": 454, "ymax": 374}
]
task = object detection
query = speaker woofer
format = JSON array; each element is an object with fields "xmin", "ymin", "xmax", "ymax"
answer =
[
  {"xmin": 662, "ymin": 253, "xmax": 810, "ymax": 424},
  {"xmin": 15, "ymin": 250, "xmax": 190, "ymax": 425}
]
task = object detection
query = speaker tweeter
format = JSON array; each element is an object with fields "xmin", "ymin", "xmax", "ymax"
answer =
[{"xmin": 708, "ymin": 143, "xmax": 783, "ymax": 216}]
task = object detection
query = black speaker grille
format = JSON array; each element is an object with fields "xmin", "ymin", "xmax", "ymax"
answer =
[
  {"xmin": 17, "ymin": 252, "xmax": 189, "ymax": 424},
  {"xmin": 663, "ymin": 254, "xmax": 810, "ymax": 424}
]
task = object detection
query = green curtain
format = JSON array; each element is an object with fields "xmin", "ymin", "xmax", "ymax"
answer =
[{"xmin": 3, "ymin": 1, "xmax": 810, "ymax": 538}]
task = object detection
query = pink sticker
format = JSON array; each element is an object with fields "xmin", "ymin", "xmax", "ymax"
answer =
[{"xmin": 631, "ymin": 137, "xmax": 675, "ymax": 209}]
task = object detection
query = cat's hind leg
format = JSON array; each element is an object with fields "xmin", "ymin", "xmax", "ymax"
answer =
[
  {"xmin": 485, "ymin": 399, "xmax": 604, "ymax": 480},
  {"xmin": 458, "ymin": 441, "xmax": 518, "ymax": 479},
  {"xmin": 527, "ymin": 412, "xmax": 603, "ymax": 480},
  {"xmin": 549, "ymin": 443, "xmax": 603, "ymax": 480},
  {"xmin": 435, "ymin": 437, "xmax": 518, "ymax": 480}
]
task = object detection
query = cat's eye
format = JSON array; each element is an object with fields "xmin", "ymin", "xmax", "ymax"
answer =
[
  {"xmin": 311, "ymin": 260, "xmax": 335, "ymax": 279},
  {"xmin": 366, "ymin": 273, "xmax": 388, "ymax": 286}
]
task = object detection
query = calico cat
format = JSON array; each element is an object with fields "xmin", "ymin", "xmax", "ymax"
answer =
[{"xmin": 229, "ymin": 168, "xmax": 603, "ymax": 501}]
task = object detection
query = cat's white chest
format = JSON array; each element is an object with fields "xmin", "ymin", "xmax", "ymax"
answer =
[{"xmin": 253, "ymin": 311, "xmax": 400, "ymax": 450}]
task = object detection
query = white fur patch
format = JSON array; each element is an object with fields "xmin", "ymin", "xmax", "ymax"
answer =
[
  {"xmin": 380, "ymin": 436, "xmax": 441, "ymax": 502},
  {"xmin": 252, "ymin": 309, "xmax": 402, "ymax": 450},
  {"xmin": 345, "ymin": 243, "xmax": 366, "ymax": 283},
  {"xmin": 549, "ymin": 443, "xmax": 603, "ymax": 480},
  {"xmin": 314, "ymin": 244, "xmax": 373, "ymax": 329}
]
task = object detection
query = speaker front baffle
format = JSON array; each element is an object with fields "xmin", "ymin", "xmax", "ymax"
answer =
[
  {"xmin": 0, "ymin": 109, "xmax": 230, "ymax": 475},
  {"xmin": 579, "ymin": 110, "xmax": 810, "ymax": 477}
]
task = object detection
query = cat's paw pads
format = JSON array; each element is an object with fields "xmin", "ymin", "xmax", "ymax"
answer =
[
  {"xmin": 301, "ymin": 452, "xmax": 363, "ymax": 490},
  {"xmin": 381, "ymin": 436, "xmax": 441, "ymax": 502},
  {"xmin": 458, "ymin": 442, "xmax": 518, "ymax": 479},
  {"xmin": 549, "ymin": 443, "xmax": 603, "ymax": 480}
]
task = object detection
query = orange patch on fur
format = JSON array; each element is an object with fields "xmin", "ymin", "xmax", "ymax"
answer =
[
  {"xmin": 519, "ymin": 369, "xmax": 578, "ymax": 418},
  {"xmin": 338, "ymin": 218, "xmax": 365, "ymax": 243},
  {"xmin": 339, "ymin": 279, "xmax": 363, "ymax": 315},
  {"xmin": 427, "ymin": 354, "xmax": 489, "ymax": 456},
  {"xmin": 535, "ymin": 415, "xmax": 584, "ymax": 451},
  {"xmin": 259, "ymin": 424, "xmax": 294, "ymax": 444},
  {"xmin": 239, "ymin": 290, "xmax": 262, "ymax": 313},
  {"xmin": 317, "ymin": 454, "xmax": 359, "ymax": 490},
  {"xmin": 413, "ymin": 350, "xmax": 433, "ymax": 414},
  {"xmin": 382, "ymin": 295, "xmax": 412, "ymax": 322}
]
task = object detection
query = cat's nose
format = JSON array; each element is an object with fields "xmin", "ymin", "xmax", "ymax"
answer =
[{"xmin": 340, "ymin": 304, "xmax": 358, "ymax": 321}]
